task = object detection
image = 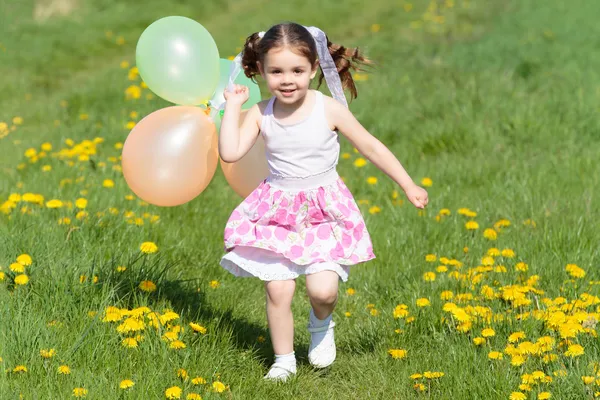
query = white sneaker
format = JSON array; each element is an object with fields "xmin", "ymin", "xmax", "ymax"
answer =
[
  {"xmin": 307, "ymin": 317, "xmax": 336, "ymax": 368},
  {"xmin": 263, "ymin": 362, "xmax": 297, "ymax": 382}
]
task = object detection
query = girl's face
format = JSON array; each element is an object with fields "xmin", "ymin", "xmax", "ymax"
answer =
[{"xmin": 258, "ymin": 47, "xmax": 318, "ymax": 105}]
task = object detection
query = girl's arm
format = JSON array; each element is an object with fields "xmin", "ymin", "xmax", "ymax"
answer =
[
  {"xmin": 326, "ymin": 96, "xmax": 429, "ymax": 209},
  {"xmin": 219, "ymin": 85, "xmax": 261, "ymax": 163}
]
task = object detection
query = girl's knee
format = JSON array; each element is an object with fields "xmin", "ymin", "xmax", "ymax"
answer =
[
  {"xmin": 307, "ymin": 287, "xmax": 338, "ymax": 306},
  {"xmin": 265, "ymin": 279, "xmax": 296, "ymax": 305}
]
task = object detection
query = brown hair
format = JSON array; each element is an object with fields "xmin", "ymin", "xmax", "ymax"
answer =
[{"xmin": 240, "ymin": 22, "xmax": 373, "ymax": 102}]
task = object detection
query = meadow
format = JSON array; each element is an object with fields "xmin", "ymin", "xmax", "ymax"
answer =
[{"xmin": 1, "ymin": 0, "xmax": 599, "ymax": 398}]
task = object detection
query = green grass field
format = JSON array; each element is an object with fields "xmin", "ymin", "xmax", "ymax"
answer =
[{"xmin": 1, "ymin": 0, "xmax": 599, "ymax": 398}]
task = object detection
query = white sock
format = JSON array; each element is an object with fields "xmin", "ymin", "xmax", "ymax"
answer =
[
  {"xmin": 274, "ymin": 351, "xmax": 297, "ymax": 369},
  {"xmin": 309, "ymin": 308, "xmax": 332, "ymax": 328}
]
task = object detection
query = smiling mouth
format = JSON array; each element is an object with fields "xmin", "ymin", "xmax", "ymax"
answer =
[{"xmin": 280, "ymin": 89, "xmax": 296, "ymax": 93}]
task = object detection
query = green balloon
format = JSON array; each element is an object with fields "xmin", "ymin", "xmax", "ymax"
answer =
[
  {"xmin": 211, "ymin": 58, "xmax": 261, "ymax": 131},
  {"xmin": 136, "ymin": 16, "xmax": 220, "ymax": 105}
]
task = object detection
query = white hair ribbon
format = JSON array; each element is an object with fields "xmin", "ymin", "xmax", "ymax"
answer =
[{"xmin": 209, "ymin": 25, "xmax": 347, "ymax": 119}]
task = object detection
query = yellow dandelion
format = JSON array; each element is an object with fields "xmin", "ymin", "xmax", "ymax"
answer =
[
  {"xmin": 425, "ymin": 254, "xmax": 437, "ymax": 262},
  {"xmin": 165, "ymin": 386, "xmax": 182, "ymax": 399},
  {"xmin": 14, "ymin": 274, "xmax": 29, "ymax": 285},
  {"xmin": 388, "ymin": 349, "xmax": 407, "ymax": 359},
  {"xmin": 564, "ymin": 344, "xmax": 584, "ymax": 357},
  {"xmin": 423, "ymin": 272, "xmax": 436, "ymax": 281},
  {"xmin": 565, "ymin": 264, "xmax": 585, "ymax": 278},
  {"xmin": 366, "ymin": 176, "xmax": 377, "ymax": 185},
  {"xmin": 209, "ymin": 280, "xmax": 220, "ymax": 289},
  {"xmin": 13, "ymin": 365, "xmax": 27, "ymax": 373},
  {"xmin": 515, "ymin": 262, "xmax": 528, "ymax": 272},
  {"xmin": 465, "ymin": 221, "xmax": 479, "ymax": 230},
  {"xmin": 191, "ymin": 376, "xmax": 206, "ymax": 385},
  {"xmin": 501, "ymin": 248, "xmax": 515, "ymax": 258},
  {"xmin": 346, "ymin": 288, "xmax": 356, "ymax": 296},
  {"xmin": 10, "ymin": 263, "xmax": 25, "ymax": 273},
  {"xmin": 483, "ymin": 228, "xmax": 497, "ymax": 240},
  {"xmin": 58, "ymin": 365, "xmax": 71, "ymax": 374},
  {"xmin": 416, "ymin": 298, "xmax": 430, "ymax": 307},
  {"xmin": 481, "ymin": 328, "xmax": 495, "ymax": 338},
  {"xmin": 72, "ymin": 388, "xmax": 88, "ymax": 397},
  {"xmin": 170, "ymin": 340, "xmax": 186, "ymax": 349},
  {"xmin": 140, "ymin": 242, "xmax": 158, "ymax": 254},
  {"xmin": 121, "ymin": 337, "xmax": 138, "ymax": 348},
  {"xmin": 120, "ymin": 379, "xmax": 135, "ymax": 389},
  {"xmin": 369, "ymin": 206, "xmax": 381, "ymax": 214},
  {"xmin": 186, "ymin": 394, "xmax": 202, "ymax": 400},
  {"xmin": 488, "ymin": 351, "xmax": 503, "ymax": 360},
  {"xmin": 353, "ymin": 158, "xmax": 367, "ymax": 167},
  {"xmin": 212, "ymin": 381, "xmax": 226, "ymax": 393},
  {"xmin": 139, "ymin": 280, "xmax": 157, "ymax": 292},
  {"xmin": 103, "ymin": 179, "xmax": 115, "ymax": 188},
  {"xmin": 421, "ymin": 177, "xmax": 433, "ymax": 187},
  {"xmin": 40, "ymin": 348, "xmax": 56, "ymax": 358},
  {"xmin": 16, "ymin": 254, "xmax": 32, "ymax": 266},
  {"xmin": 473, "ymin": 337, "xmax": 486, "ymax": 346},
  {"xmin": 538, "ymin": 393, "xmax": 551, "ymax": 400},
  {"xmin": 508, "ymin": 332, "xmax": 526, "ymax": 343},
  {"xmin": 511, "ymin": 355, "xmax": 526, "ymax": 366},
  {"xmin": 510, "ymin": 393, "xmax": 526, "ymax": 400},
  {"xmin": 189, "ymin": 322, "xmax": 207, "ymax": 334}
]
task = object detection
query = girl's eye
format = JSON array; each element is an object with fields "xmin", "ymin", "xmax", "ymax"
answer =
[{"xmin": 294, "ymin": 70, "xmax": 302, "ymax": 74}]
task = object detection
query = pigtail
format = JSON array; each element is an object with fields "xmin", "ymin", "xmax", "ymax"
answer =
[
  {"xmin": 318, "ymin": 38, "xmax": 374, "ymax": 101},
  {"xmin": 240, "ymin": 32, "xmax": 263, "ymax": 84}
]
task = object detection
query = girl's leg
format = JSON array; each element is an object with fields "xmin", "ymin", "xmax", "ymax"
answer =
[
  {"xmin": 305, "ymin": 270, "xmax": 339, "ymax": 368},
  {"xmin": 305, "ymin": 270, "xmax": 339, "ymax": 318},
  {"xmin": 264, "ymin": 279, "xmax": 296, "ymax": 354},
  {"xmin": 263, "ymin": 279, "xmax": 297, "ymax": 381}
]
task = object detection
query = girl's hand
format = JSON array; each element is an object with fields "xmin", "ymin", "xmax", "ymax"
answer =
[
  {"xmin": 404, "ymin": 184, "xmax": 429, "ymax": 209},
  {"xmin": 223, "ymin": 84, "xmax": 250, "ymax": 106}
]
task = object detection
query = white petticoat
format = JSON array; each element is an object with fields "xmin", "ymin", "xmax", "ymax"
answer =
[{"xmin": 220, "ymin": 245, "xmax": 350, "ymax": 282}]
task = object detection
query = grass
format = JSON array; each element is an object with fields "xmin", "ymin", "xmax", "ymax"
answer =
[{"xmin": 1, "ymin": 0, "xmax": 599, "ymax": 398}]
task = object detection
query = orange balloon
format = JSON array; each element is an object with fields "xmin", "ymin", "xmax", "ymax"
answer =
[
  {"xmin": 219, "ymin": 110, "xmax": 270, "ymax": 198},
  {"xmin": 122, "ymin": 106, "xmax": 218, "ymax": 206}
]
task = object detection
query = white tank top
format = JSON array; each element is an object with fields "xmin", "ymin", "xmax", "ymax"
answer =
[{"xmin": 260, "ymin": 90, "xmax": 340, "ymax": 181}]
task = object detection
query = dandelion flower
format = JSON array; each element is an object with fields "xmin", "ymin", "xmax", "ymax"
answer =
[
  {"xmin": 510, "ymin": 393, "xmax": 526, "ymax": 400},
  {"xmin": 212, "ymin": 381, "xmax": 226, "ymax": 393},
  {"xmin": 473, "ymin": 337, "xmax": 486, "ymax": 346},
  {"xmin": 139, "ymin": 280, "xmax": 157, "ymax": 292},
  {"xmin": 186, "ymin": 394, "xmax": 202, "ymax": 400},
  {"xmin": 189, "ymin": 323, "xmax": 207, "ymax": 334},
  {"xmin": 58, "ymin": 365, "xmax": 71, "ymax": 374},
  {"xmin": 501, "ymin": 248, "xmax": 515, "ymax": 258},
  {"xmin": 488, "ymin": 351, "xmax": 503, "ymax": 360},
  {"xmin": 165, "ymin": 386, "xmax": 182, "ymax": 399},
  {"xmin": 565, "ymin": 264, "xmax": 585, "ymax": 278},
  {"xmin": 13, "ymin": 365, "xmax": 27, "ymax": 373},
  {"xmin": 481, "ymin": 328, "xmax": 495, "ymax": 338},
  {"xmin": 120, "ymin": 380, "xmax": 135, "ymax": 389},
  {"xmin": 353, "ymin": 158, "xmax": 367, "ymax": 168},
  {"xmin": 121, "ymin": 337, "xmax": 138, "ymax": 348},
  {"xmin": 14, "ymin": 274, "xmax": 29, "ymax": 285},
  {"xmin": 416, "ymin": 298, "xmax": 430, "ymax": 307},
  {"xmin": 538, "ymin": 393, "xmax": 551, "ymax": 400},
  {"xmin": 72, "ymin": 388, "xmax": 88, "ymax": 397},
  {"xmin": 565, "ymin": 344, "xmax": 584, "ymax": 357},
  {"xmin": 483, "ymin": 228, "xmax": 497, "ymax": 240},
  {"xmin": 465, "ymin": 221, "xmax": 479, "ymax": 230},
  {"xmin": 40, "ymin": 348, "xmax": 56, "ymax": 358},
  {"xmin": 103, "ymin": 179, "xmax": 115, "ymax": 188},
  {"xmin": 425, "ymin": 254, "xmax": 437, "ymax": 262},
  {"xmin": 388, "ymin": 349, "xmax": 407, "ymax": 359},
  {"xmin": 10, "ymin": 263, "xmax": 25, "ymax": 273},
  {"xmin": 170, "ymin": 340, "xmax": 186, "ymax": 350},
  {"xmin": 346, "ymin": 288, "xmax": 356, "ymax": 295},
  {"xmin": 423, "ymin": 272, "xmax": 436, "ymax": 281},
  {"xmin": 140, "ymin": 242, "xmax": 158, "ymax": 254},
  {"xmin": 191, "ymin": 376, "xmax": 206, "ymax": 385},
  {"xmin": 16, "ymin": 254, "xmax": 32, "ymax": 266},
  {"xmin": 209, "ymin": 280, "xmax": 220, "ymax": 289}
]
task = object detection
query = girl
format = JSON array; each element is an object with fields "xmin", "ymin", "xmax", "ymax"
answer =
[{"xmin": 218, "ymin": 22, "xmax": 428, "ymax": 382}]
